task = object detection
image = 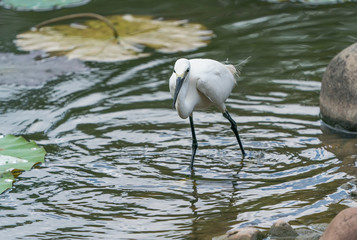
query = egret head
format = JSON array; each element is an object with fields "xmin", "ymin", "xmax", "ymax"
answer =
[{"xmin": 172, "ymin": 58, "xmax": 190, "ymax": 109}]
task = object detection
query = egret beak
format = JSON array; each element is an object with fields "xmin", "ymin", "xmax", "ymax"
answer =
[{"xmin": 172, "ymin": 76, "xmax": 184, "ymax": 109}]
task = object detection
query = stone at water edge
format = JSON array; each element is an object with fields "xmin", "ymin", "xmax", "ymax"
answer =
[
  {"xmin": 320, "ymin": 42, "xmax": 357, "ymax": 132},
  {"xmin": 218, "ymin": 227, "xmax": 263, "ymax": 240},
  {"xmin": 295, "ymin": 224, "xmax": 328, "ymax": 240},
  {"xmin": 269, "ymin": 219, "xmax": 298, "ymax": 238},
  {"xmin": 320, "ymin": 207, "xmax": 357, "ymax": 240}
]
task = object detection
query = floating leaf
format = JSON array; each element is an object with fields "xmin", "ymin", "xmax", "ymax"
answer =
[
  {"xmin": 0, "ymin": 52, "xmax": 87, "ymax": 86},
  {"xmin": 0, "ymin": 171, "xmax": 15, "ymax": 194},
  {"xmin": 15, "ymin": 14, "xmax": 214, "ymax": 62},
  {"xmin": 0, "ymin": 135, "xmax": 46, "ymax": 194},
  {"xmin": 0, "ymin": 0, "xmax": 90, "ymax": 11}
]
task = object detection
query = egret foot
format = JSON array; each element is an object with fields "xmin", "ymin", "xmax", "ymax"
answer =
[{"xmin": 223, "ymin": 110, "xmax": 246, "ymax": 157}]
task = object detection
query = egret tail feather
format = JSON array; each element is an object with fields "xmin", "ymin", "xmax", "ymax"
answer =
[{"xmin": 234, "ymin": 56, "xmax": 251, "ymax": 77}]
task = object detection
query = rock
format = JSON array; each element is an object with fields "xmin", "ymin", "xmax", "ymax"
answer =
[
  {"xmin": 348, "ymin": 178, "xmax": 357, "ymax": 186},
  {"xmin": 294, "ymin": 223, "xmax": 328, "ymax": 240},
  {"xmin": 320, "ymin": 207, "xmax": 357, "ymax": 240},
  {"xmin": 294, "ymin": 228, "xmax": 320, "ymax": 240},
  {"xmin": 340, "ymin": 178, "xmax": 357, "ymax": 190},
  {"xmin": 225, "ymin": 227, "xmax": 263, "ymax": 240},
  {"xmin": 320, "ymin": 42, "xmax": 357, "ymax": 132},
  {"xmin": 350, "ymin": 191, "xmax": 357, "ymax": 198},
  {"xmin": 340, "ymin": 178, "xmax": 357, "ymax": 198},
  {"xmin": 340, "ymin": 182, "xmax": 352, "ymax": 190},
  {"xmin": 269, "ymin": 219, "xmax": 298, "ymax": 238}
]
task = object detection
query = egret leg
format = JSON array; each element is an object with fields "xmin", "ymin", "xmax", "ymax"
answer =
[
  {"xmin": 223, "ymin": 110, "xmax": 246, "ymax": 157},
  {"xmin": 189, "ymin": 115, "xmax": 198, "ymax": 169}
]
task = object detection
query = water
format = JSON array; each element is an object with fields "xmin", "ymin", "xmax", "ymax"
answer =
[{"xmin": 1, "ymin": 0, "xmax": 357, "ymax": 239}]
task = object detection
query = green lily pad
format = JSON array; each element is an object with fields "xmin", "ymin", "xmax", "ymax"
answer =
[
  {"xmin": 0, "ymin": 0, "xmax": 90, "ymax": 11},
  {"xmin": 0, "ymin": 135, "xmax": 46, "ymax": 194},
  {"xmin": 0, "ymin": 171, "xmax": 15, "ymax": 194},
  {"xmin": 15, "ymin": 14, "xmax": 214, "ymax": 62}
]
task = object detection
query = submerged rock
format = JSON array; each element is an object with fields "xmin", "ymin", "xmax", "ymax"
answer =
[
  {"xmin": 216, "ymin": 227, "xmax": 264, "ymax": 240},
  {"xmin": 320, "ymin": 207, "xmax": 357, "ymax": 240},
  {"xmin": 294, "ymin": 224, "xmax": 328, "ymax": 240},
  {"xmin": 350, "ymin": 191, "xmax": 357, "ymax": 198},
  {"xmin": 340, "ymin": 178, "xmax": 357, "ymax": 198},
  {"xmin": 269, "ymin": 219, "xmax": 298, "ymax": 239},
  {"xmin": 340, "ymin": 182, "xmax": 352, "ymax": 190},
  {"xmin": 320, "ymin": 42, "xmax": 357, "ymax": 132}
]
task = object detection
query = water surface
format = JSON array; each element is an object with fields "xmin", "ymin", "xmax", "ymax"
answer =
[{"xmin": 0, "ymin": 0, "xmax": 357, "ymax": 239}]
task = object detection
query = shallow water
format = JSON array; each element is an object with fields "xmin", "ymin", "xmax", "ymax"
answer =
[{"xmin": 1, "ymin": 0, "xmax": 357, "ymax": 239}]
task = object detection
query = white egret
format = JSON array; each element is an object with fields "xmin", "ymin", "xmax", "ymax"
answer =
[{"xmin": 169, "ymin": 58, "xmax": 246, "ymax": 169}]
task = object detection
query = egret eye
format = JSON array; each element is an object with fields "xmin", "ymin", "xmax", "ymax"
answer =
[
  {"xmin": 173, "ymin": 70, "xmax": 176, "ymax": 73},
  {"xmin": 186, "ymin": 68, "xmax": 190, "ymax": 73}
]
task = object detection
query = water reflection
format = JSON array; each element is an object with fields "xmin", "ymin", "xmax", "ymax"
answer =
[{"xmin": 319, "ymin": 124, "xmax": 357, "ymax": 177}]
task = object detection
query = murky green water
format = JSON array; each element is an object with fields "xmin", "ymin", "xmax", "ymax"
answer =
[{"xmin": 1, "ymin": 0, "xmax": 357, "ymax": 239}]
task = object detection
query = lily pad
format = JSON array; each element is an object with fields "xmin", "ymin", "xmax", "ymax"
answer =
[
  {"xmin": 15, "ymin": 14, "xmax": 214, "ymax": 62},
  {"xmin": 0, "ymin": 52, "xmax": 87, "ymax": 86},
  {"xmin": 0, "ymin": 0, "xmax": 90, "ymax": 11},
  {"xmin": 0, "ymin": 135, "xmax": 46, "ymax": 194},
  {"xmin": 0, "ymin": 171, "xmax": 15, "ymax": 194}
]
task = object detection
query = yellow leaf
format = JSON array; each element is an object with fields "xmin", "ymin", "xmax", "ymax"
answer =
[{"xmin": 15, "ymin": 14, "xmax": 214, "ymax": 62}]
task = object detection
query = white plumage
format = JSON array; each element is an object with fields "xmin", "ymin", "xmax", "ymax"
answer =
[
  {"xmin": 169, "ymin": 58, "xmax": 246, "ymax": 170},
  {"xmin": 169, "ymin": 58, "xmax": 237, "ymax": 118}
]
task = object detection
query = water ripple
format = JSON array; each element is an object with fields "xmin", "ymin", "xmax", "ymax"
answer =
[{"xmin": 1, "ymin": 1, "xmax": 357, "ymax": 239}]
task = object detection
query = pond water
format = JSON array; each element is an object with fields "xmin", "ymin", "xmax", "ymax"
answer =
[{"xmin": 1, "ymin": 0, "xmax": 357, "ymax": 239}]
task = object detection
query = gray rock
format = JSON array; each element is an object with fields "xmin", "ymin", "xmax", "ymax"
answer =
[
  {"xmin": 295, "ymin": 224, "xmax": 327, "ymax": 240},
  {"xmin": 320, "ymin": 42, "xmax": 357, "ymax": 132},
  {"xmin": 348, "ymin": 178, "xmax": 357, "ymax": 186},
  {"xmin": 350, "ymin": 191, "xmax": 357, "ymax": 198},
  {"xmin": 269, "ymin": 219, "xmax": 298, "ymax": 239},
  {"xmin": 295, "ymin": 229, "xmax": 320, "ymax": 240},
  {"xmin": 340, "ymin": 182, "xmax": 352, "ymax": 190},
  {"xmin": 320, "ymin": 207, "xmax": 357, "ymax": 240},
  {"xmin": 224, "ymin": 227, "xmax": 263, "ymax": 240}
]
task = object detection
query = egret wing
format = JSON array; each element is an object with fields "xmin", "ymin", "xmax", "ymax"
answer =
[{"xmin": 196, "ymin": 64, "xmax": 235, "ymax": 109}]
